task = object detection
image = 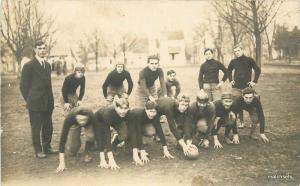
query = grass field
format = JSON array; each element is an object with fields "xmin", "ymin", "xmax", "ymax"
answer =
[{"xmin": 1, "ymin": 65, "xmax": 300, "ymax": 186}]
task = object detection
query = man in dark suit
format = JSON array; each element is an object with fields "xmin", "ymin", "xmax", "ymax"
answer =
[{"xmin": 20, "ymin": 41, "xmax": 57, "ymax": 158}]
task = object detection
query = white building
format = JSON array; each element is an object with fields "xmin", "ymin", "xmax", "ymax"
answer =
[{"xmin": 150, "ymin": 30, "xmax": 187, "ymax": 66}]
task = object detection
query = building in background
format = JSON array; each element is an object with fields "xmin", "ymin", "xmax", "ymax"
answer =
[{"xmin": 160, "ymin": 30, "xmax": 186, "ymax": 66}]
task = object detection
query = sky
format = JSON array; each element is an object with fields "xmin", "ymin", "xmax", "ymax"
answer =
[{"xmin": 38, "ymin": 0, "xmax": 300, "ymax": 54}]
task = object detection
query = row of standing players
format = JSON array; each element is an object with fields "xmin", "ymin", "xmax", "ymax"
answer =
[
  {"xmin": 55, "ymin": 46, "xmax": 269, "ymax": 172},
  {"xmin": 19, "ymin": 41, "xmax": 269, "ymax": 172}
]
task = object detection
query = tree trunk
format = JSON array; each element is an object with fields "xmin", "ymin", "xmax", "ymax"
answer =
[
  {"xmin": 264, "ymin": 29, "xmax": 273, "ymax": 61},
  {"xmin": 16, "ymin": 54, "xmax": 23, "ymax": 77},
  {"xmin": 254, "ymin": 33, "xmax": 262, "ymax": 67},
  {"xmin": 216, "ymin": 47, "xmax": 223, "ymax": 63},
  {"xmin": 251, "ymin": 0, "xmax": 262, "ymax": 68},
  {"xmin": 268, "ymin": 45, "xmax": 273, "ymax": 61},
  {"xmin": 95, "ymin": 51, "xmax": 98, "ymax": 72}
]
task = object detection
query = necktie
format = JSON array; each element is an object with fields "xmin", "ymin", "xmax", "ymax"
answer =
[{"xmin": 42, "ymin": 60, "xmax": 45, "ymax": 69}]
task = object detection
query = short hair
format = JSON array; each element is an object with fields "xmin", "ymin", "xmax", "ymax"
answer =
[
  {"xmin": 147, "ymin": 55, "xmax": 160, "ymax": 63},
  {"xmin": 34, "ymin": 41, "xmax": 46, "ymax": 48},
  {"xmin": 114, "ymin": 97, "xmax": 129, "ymax": 108},
  {"xmin": 145, "ymin": 100, "xmax": 158, "ymax": 110},
  {"xmin": 204, "ymin": 48, "xmax": 213, "ymax": 55},
  {"xmin": 233, "ymin": 44, "xmax": 243, "ymax": 50},
  {"xmin": 242, "ymin": 87, "xmax": 255, "ymax": 95},
  {"xmin": 167, "ymin": 70, "xmax": 176, "ymax": 76},
  {"xmin": 177, "ymin": 93, "xmax": 190, "ymax": 103},
  {"xmin": 74, "ymin": 63, "xmax": 85, "ymax": 73}
]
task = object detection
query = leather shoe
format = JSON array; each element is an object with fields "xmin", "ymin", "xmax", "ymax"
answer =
[
  {"xmin": 45, "ymin": 147, "xmax": 59, "ymax": 154},
  {"xmin": 35, "ymin": 152, "xmax": 47, "ymax": 159}
]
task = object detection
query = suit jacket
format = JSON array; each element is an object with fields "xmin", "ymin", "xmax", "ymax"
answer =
[{"xmin": 20, "ymin": 57, "xmax": 54, "ymax": 112}]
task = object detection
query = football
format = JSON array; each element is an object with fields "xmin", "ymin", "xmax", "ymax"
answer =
[{"xmin": 186, "ymin": 144, "xmax": 199, "ymax": 160}]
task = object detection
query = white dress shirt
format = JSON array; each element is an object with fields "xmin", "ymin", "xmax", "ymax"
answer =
[{"xmin": 35, "ymin": 55, "xmax": 46, "ymax": 68}]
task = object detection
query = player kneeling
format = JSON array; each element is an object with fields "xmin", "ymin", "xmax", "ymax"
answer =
[
  {"xmin": 185, "ymin": 90, "xmax": 216, "ymax": 149},
  {"xmin": 127, "ymin": 100, "xmax": 174, "ymax": 166},
  {"xmin": 212, "ymin": 92, "xmax": 239, "ymax": 149},
  {"xmin": 56, "ymin": 107, "xmax": 96, "ymax": 172},
  {"xmin": 95, "ymin": 98, "xmax": 130, "ymax": 170},
  {"xmin": 156, "ymin": 94, "xmax": 195, "ymax": 156},
  {"xmin": 232, "ymin": 87, "xmax": 269, "ymax": 143}
]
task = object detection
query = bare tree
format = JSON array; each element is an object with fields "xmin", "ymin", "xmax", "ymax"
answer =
[
  {"xmin": 77, "ymin": 40, "xmax": 89, "ymax": 67},
  {"xmin": 226, "ymin": 0, "xmax": 283, "ymax": 67},
  {"xmin": 213, "ymin": 18, "xmax": 225, "ymax": 63},
  {"xmin": 104, "ymin": 33, "xmax": 139, "ymax": 64},
  {"xmin": 119, "ymin": 34, "xmax": 138, "ymax": 62},
  {"xmin": 212, "ymin": 0, "xmax": 247, "ymax": 46},
  {"xmin": 1, "ymin": 0, "xmax": 56, "ymax": 73},
  {"xmin": 86, "ymin": 29, "xmax": 108, "ymax": 72},
  {"xmin": 264, "ymin": 21, "xmax": 277, "ymax": 61},
  {"xmin": 106, "ymin": 33, "xmax": 138, "ymax": 62},
  {"xmin": 192, "ymin": 23, "xmax": 208, "ymax": 64}
]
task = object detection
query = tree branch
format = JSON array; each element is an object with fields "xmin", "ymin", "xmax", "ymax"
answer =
[{"xmin": 259, "ymin": 0, "xmax": 283, "ymax": 32}]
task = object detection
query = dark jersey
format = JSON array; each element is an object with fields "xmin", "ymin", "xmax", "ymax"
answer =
[
  {"xmin": 213, "ymin": 100, "xmax": 231, "ymax": 118},
  {"xmin": 102, "ymin": 69, "xmax": 133, "ymax": 98},
  {"xmin": 232, "ymin": 96, "xmax": 265, "ymax": 133},
  {"xmin": 127, "ymin": 108, "xmax": 167, "ymax": 150},
  {"xmin": 62, "ymin": 73, "xmax": 85, "ymax": 102},
  {"xmin": 198, "ymin": 59, "xmax": 227, "ymax": 89},
  {"xmin": 156, "ymin": 97, "xmax": 188, "ymax": 140},
  {"xmin": 185, "ymin": 102, "xmax": 216, "ymax": 140},
  {"xmin": 59, "ymin": 108, "xmax": 95, "ymax": 153},
  {"xmin": 95, "ymin": 106, "xmax": 128, "ymax": 152},
  {"xmin": 138, "ymin": 67, "xmax": 167, "ymax": 96},
  {"xmin": 228, "ymin": 55, "xmax": 261, "ymax": 89},
  {"xmin": 166, "ymin": 79, "xmax": 181, "ymax": 97}
]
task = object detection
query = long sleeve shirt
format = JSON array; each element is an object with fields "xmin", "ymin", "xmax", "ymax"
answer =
[
  {"xmin": 198, "ymin": 59, "xmax": 227, "ymax": 89},
  {"xmin": 102, "ymin": 69, "xmax": 133, "ymax": 98},
  {"xmin": 231, "ymin": 96, "xmax": 265, "ymax": 133},
  {"xmin": 59, "ymin": 108, "xmax": 95, "ymax": 153},
  {"xmin": 62, "ymin": 73, "xmax": 85, "ymax": 102},
  {"xmin": 184, "ymin": 102, "xmax": 216, "ymax": 140},
  {"xmin": 127, "ymin": 108, "xmax": 167, "ymax": 150},
  {"xmin": 94, "ymin": 106, "xmax": 128, "ymax": 152},
  {"xmin": 156, "ymin": 97, "xmax": 189, "ymax": 140},
  {"xmin": 138, "ymin": 67, "xmax": 167, "ymax": 97},
  {"xmin": 227, "ymin": 55, "xmax": 261, "ymax": 89},
  {"xmin": 166, "ymin": 79, "xmax": 181, "ymax": 97},
  {"xmin": 212, "ymin": 100, "xmax": 237, "ymax": 135},
  {"xmin": 213, "ymin": 100, "xmax": 232, "ymax": 118}
]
